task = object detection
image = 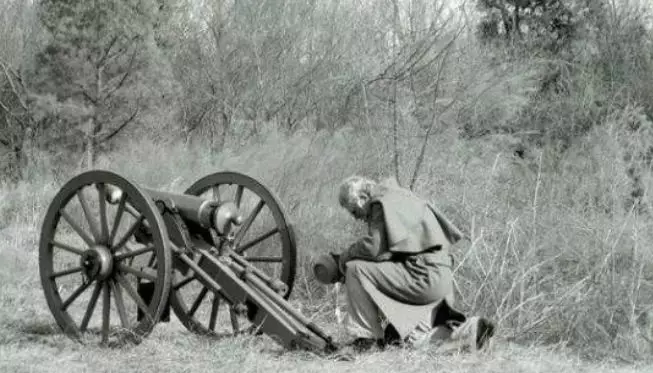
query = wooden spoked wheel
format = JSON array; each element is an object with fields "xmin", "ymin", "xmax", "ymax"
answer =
[
  {"xmin": 39, "ymin": 170, "xmax": 171, "ymax": 345},
  {"xmin": 168, "ymin": 172, "xmax": 297, "ymax": 336}
]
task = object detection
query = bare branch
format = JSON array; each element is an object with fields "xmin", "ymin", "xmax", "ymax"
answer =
[
  {"xmin": 98, "ymin": 106, "xmax": 140, "ymax": 143},
  {"xmin": 207, "ymin": 17, "xmax": 226, "ymax": 48},
  {"xmin": 0, "ymin": 59, "xmax": 28, "ymax": 110},
  {"xmin": 185, "ymin": 105, "xmax": 211, "ymax": 135},
  {"xmin": 103, "ymin": 48, "xmax": 137, "ymax": 100},
  {"xmin": 410, "ymin": 30, "xmax": 465, "ymax": 93},
  {"xmin": 409, "ymin": 38, "xmax": 456, "ymax": 191},
  {"xmin": 97, "ymin": 35, "xmax": 119, "ymax": 68},
  {"xmin": 78, "ymin": 85, "xmax": 98, "ymax": 105},
  {"xmin": 367, "ymin": 28, "xmax": 451, "ymax": 88},
  {"xmin": 0, "ymin": 125, "xmax": 9, "ymax": 146},
  {"xmin": 0, "ymin": 99, "xmax": 12, "ymax": 114},
  {"xmin": 0, "ymin": 96, "xmax": 28, "ymax": 129}
]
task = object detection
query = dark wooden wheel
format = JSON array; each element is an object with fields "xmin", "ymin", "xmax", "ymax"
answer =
[
  {"xmin": 168, "ymin": 172, "xmax": 297, "ymax": 336},
  {"xmin": 39, "ymin": 170, "xmax": 172, "ymax": 345}
]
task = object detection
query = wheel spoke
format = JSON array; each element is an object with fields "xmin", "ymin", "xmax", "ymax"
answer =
[
  {"xmin": 117, "ymin": 263, "xmax": 157, "ymax": 282},
  {"xmin": 173, "ymin": 275, "xmax": 195, "ymax": 290},
  {"xmin": 101, "ymin": 281, "xmax": 110, "ymax": 344},
  {"xmin": 147, "ymin": 252, "xmax": 157, "ymax": 268},
  {"xmin": 189, "ymin": 287, "xmax": 208, "ymax": 317},
  {"xmin": 244, "ymin": 256, "xmax": 283, "ymax": 263},
  {"xmin": 236, "ymin": 228, "xmax": 279, "ymax": 254},
  {"xmin": 125, "ymin": 204, "xmax": 142, "ymax": 220},
  {"xmin": 112, "ymin": 215, "xmax": 144, "ymax": 251},
  {"xmin": 209, "ymin": 294, "xmax": 220, "ymax": 331},
  {"xmin": 80, "ymin": 281, "xmax": 102, "ymax": 331},
  {"xmin": 211, "ymin": 186, "xmax": 220, "ymax": 202},
  {"xmin": 114, "ymin": 245, "xmax": 154, "ymax": 261},
  {"xmin": 77, "ymin": 189, "xmax": 100, "ymax": 242},
  {"xmin": 50, "ymin": 266, "xmax": 84, "ymax": 279},
  {"xmin": 97, "ymin": 183, "xmax": 109, "ymax": 244},
  {"xmin": 60, "ymin": 210, "xmax": 94, "ymax": 247},
  {"xmin": 233, "ymin": 200, "xmax": 265, "ymax": 246},
  {"xmin": 51, "ymin": 240, "xmax": 85, "ymax": 256},
  {"xmin": 109, "ymin": 192, "xmax": 127, "ymax": 247},
  {"xmin": 125, "ymin": 204, "xmax": 151, "ymax": 230},
  {"xmin": 115, "ymin": 274, "xmax": 154, "ymax": 321},
  {"xmin": 110, "ymin": 280, "xmax": 129, "ymax": 329},
  {"xmin": 230, "ymin": 306, "xmax": 240, "ymax": 333},
  {"xmin": 61, "ymin": 280, "xmax": 93, "ymax": 311},
  {"xmin": 234, "ymin": 185, "xmax": 244, "ymax": 208}
]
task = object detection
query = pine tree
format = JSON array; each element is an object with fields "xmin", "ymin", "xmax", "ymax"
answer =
[{"xmin": 31, "ymin": 0, "xmax": 179, "ymax": 169}]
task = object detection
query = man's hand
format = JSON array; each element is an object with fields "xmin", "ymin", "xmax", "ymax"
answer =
[
  {"xmin": 331, "ymin": 252, "xmax": 346, "ymax": 283},
  {"xmin": 336, "ymin": 250, "xmax": 352, "ymax": 279},
  {"xmin": 330, "ymin": 252, "xmax": 341, "ymax": 266}
]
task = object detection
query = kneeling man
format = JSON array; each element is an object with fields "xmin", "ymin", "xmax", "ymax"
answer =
[{"xmin": 314, "ymin": 175, "xmax": 495, "ymax": 354}]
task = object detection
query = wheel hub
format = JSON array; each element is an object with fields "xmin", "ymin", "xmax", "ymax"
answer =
[{"xmin": 80, "ymin": 245, "xmax": 114, "ymax": 281}]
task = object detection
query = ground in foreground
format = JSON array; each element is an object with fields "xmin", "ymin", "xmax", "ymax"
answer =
[{"xmin": 0, "ymin": 314, "xmax": 651, "ymax": 373}]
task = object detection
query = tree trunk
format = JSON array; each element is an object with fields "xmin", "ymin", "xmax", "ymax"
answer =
[
  {"xmin": 86, "ymin": 65, "xmax": 103, "ymax": 170},
  {"xmin": 86, "ymin": 118, "xmax": 95, "ymax": 170},
  {"xmin": 513, "ymin": 5, "xmax": 521, "ymax": 38},
  {"xmin": 391, "ymin": 0, "xmax": 404, "ymax": 46},
  {"xmin": 219, "ymin": 110, "xmax": 229, "ymax": 151},
  {"xmin": 11, "ymin": 143, "xmax": 23, "ymax": 181},
  {"xmin": 392, "ymin": 79, "xmax": 401, "ymax": 186},
  {"xmin": 391, "ymin": 0, "xmax": 403, "ymax": 185}
]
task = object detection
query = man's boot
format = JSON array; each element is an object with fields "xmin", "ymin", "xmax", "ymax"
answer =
[{"xmin": 432, "ymin": 316, "xmax": 496, "ymax": 354}]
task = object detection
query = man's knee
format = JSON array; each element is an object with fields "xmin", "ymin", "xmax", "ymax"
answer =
[
  {"xmin": 344, "ymin": 259, "xmax": 372, "ymax": 281},
  {"xmin": 344, "ymin": 260, "xmax": 362, "ymax": 281}
]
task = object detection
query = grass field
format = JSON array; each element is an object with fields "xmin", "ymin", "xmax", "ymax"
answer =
[
  {"xmin": 1, "ymin": 129, "xmax": 653, "ymax": 372},
  {"xmin": 0, "ymin": 231, "xmax": 650, "ymax": 373},
  {"xmin": 0, "ymin": 279, "xmax": 651, "ymax": 373},
  {"xmin": 1, "ymin": 318, "xmax": 651, "ymax": 373}
]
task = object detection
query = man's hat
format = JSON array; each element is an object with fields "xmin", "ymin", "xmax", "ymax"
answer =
[{"xmin": 312, "ymin": 254, "xmax": 340, "ymax": 284}]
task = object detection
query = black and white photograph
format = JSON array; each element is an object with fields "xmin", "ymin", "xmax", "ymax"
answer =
[{"xmin": 0, "ymin": 0, "xmax": 652, "ymax": 372}]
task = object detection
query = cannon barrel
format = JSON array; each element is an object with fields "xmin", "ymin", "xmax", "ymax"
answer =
[
  {"xmin": 105, "ymin": 184, "xmax": 243, "ymax": 233},
  {"xmin": 142, "ymin": 188, "xmax": 216, "ymax": 229}
]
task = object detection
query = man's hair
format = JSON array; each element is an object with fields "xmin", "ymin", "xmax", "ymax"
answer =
[{"xmin": 338, "ymin": 175, "xmax": 376, "ymax": 208}]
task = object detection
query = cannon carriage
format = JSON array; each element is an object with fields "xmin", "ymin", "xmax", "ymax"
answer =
[{"xmin": 38, "ymin": 169, "xmax": 336, "ymax": 352}]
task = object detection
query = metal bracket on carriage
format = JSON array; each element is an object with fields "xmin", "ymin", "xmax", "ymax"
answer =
[
  {"xmin": 232, "ymin": 302, "xmax": 248, "ymax": 316},
  {"xmin": 212, "ymin": 201, "xmax": 243, "ymax": 236}
]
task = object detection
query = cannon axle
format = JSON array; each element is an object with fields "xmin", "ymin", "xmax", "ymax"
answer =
[{"xmin": 80, "ymin": 245, "xmax": 114, "ymax": 281}]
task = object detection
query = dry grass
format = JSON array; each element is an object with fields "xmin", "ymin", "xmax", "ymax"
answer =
[
  {"xmin": 1, "ymin": 119, "xmax": 653, "ymax": 370},
  {"xmin": 0, "ymin": 319, "xmax": 650, "ymax": 373},
  {"xmin": 0, "ymin": 234, "xmax": 649, "ymax": 373},
  {"xmin": 2, "ymin": 0, "xmax": 653, "ymax": 370}
]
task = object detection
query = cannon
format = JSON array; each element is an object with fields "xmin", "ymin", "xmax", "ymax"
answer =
[{"xmin": 38, "ymin": 170, "xmax": 337, "ymax": 352}]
